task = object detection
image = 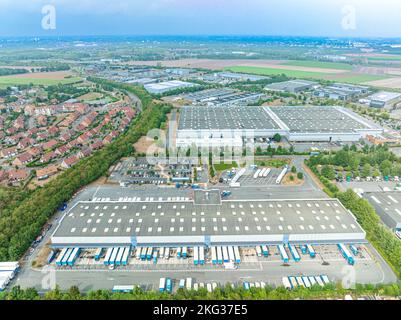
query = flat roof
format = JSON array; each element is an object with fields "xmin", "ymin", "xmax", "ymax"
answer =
[
  {"xmin": 265, "ymin": 80, "xmax": 318, "ymax": 92},
  {"xmin": 268, "ymin": 106, "xmax": 374, "ymax": 133},
  {"xmin": 52, "ymin": 198, "xmax": 364, "ymax": 240},
  {"xmin": 178, "ymin": 105, "xmax": 281, "ymax": 130},
  {"xmin": 364, "ymin": 192, "xmax": 401, "ymax": 229},
  {"xmin": 369, "ymin": 91, "xmax": 401, "ymax": 102}
]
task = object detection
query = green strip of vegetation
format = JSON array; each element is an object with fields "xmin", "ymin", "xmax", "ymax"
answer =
[
  {"xmin": 0, "ymin": 79, "xmax": 171, "ymax": 261},
  {"xmin": 2, "ymin": 283, "xmax": 401, "ymax": 300}
]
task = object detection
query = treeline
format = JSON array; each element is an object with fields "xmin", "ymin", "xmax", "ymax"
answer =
[
  {"xmin": 0, "ymin": 81, "xmax": 171, "ymax": 261},
  {"xmin": 46, "ymin": 84, "xmax": 90, "ymax": 103},
  {"xmin": 2, "ymin": 283, "xmax": 401, "ymax": 300},
  {"xmin": 306, "ymin": 149, "xmax": 401, "ymax": 278},
  {"xmin": 310, "ymin": 144, "xmax": 400, "ymax": 178},
  {"xmin": 37, "ymin": 64, "xmax": 70, "ymax": 72},
  {"xmin": 0, "ymin": 68, "xmax": 29, "ymax": 76}
]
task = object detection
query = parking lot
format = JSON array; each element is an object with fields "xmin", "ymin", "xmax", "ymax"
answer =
[
  {"xmin": 14, "ymin": 242, "xmax": 394, "ymax": 294},
  {"xmin": 54, "ymin": 244, "xmax": 374, "ymax": 272},
  {"xmin": 236, "ymin": 168, "xmax": 282, "ymax": 186}
]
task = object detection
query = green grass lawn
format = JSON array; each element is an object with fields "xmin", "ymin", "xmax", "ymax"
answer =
[
  {"xmin": 225, "ymin": 66, "xmax": 331, "ymax": 79},
  {"xmin": 213, "ymin": 162, "xmax": 238, "ymax": 171},
  {"xmin": 255, "ymin": 159, "xmax": 290, "ymax": 168},
  {"xmin": 0, "ymin": 76, "xmax": 82, "ymax": 87},
  {"xmin": 333, "ymin": 74, "xmax": 390, "ymax": 84},
  {"xmin": 282, "ymin": 60, "xmax": 353, "ymax": 71}
]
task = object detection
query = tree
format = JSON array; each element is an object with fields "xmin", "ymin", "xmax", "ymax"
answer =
[
  {"xmin": 297, "ymin": 172, "xmax": 304, "ymax": 180},
  {"xmin": 321, "ymin": 165, "xmax": 336, "ymax": 180},
  {"xmin": 272, "ymin": 133, "xmax": 282, "ymax": 143},
  {"xmin": 291, "ymin": 166, "xmax": 297, "ymax": 173}
]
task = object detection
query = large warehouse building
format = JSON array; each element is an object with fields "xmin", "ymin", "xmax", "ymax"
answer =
[
  {"xmin": 176, "ymin": 105, "xmax": 383, "ymax": 147},
  {"xmin": 51, "ymin": 190, "xmax": 366, "ymax": 248}
]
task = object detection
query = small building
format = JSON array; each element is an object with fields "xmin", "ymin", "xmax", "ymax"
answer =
[
  {"xmin": 12, "ymin": 152, "xmax": 34, "ymax": 167},
  {"xmin": 0, "ymin": 147, "xmax": 17, "ymax": 159},
  {"xmin": 8, "ymin": 169, "xmax": 30, "ymax": 182},
  {"xmin": 36, "ymin": 165, "xmax": 59, "ymax": 180},
  {"xmin": 365, "ymin": 91, "xmax": 401, "ymax": 108},
  {"xmin": 61, "ymin": 155, "xmax": 79, "ymax": 169}
]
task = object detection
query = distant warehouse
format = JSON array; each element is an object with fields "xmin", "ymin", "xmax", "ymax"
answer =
[
  {"xmin": 175, "ymin": 105, "xmax": 383, "ymax": 147},
  {"xmin": 265, "ymin": 80, "xmax": 319, "ymax": 93},
  {"xmin": 361, "ymin": 91, "xmax": 401, "ymax": 108},
  {"xmin": 51, "ymin": 195, "xmax": 366, "ymax": 248},
  {"xmin": 144, "ymin": 80, "xmax": 197, "ymax": 94},
  {"xmin": 314, "ymin": 83, "xmax": 370, "ymax": 101}
]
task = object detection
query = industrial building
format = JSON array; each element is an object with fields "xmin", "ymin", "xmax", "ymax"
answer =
[
  {"xmin": 144, "ymin": 80, "xmax": 197, "ymax": 94},
  {"xmin": 51, "ymin": 190, "xmax": 366, "ymax": 248},
  {"xmin": 176, "ymin": 105, "xmax": 286, "ymax": 147},
  {"xmin": 269, "ymin": 106, "xmax": 382, "ymax": 142},
  {"xmin": 175, "ymin": 105, "xmax": 383, "ymax": 147},
  {"xmin": 265, "ymin": 80, "xmax": 319, "ymax": 93},
  {"xmin": 313, "ymin": 83, "xmax": 370, "ymax": 101},
  {"xmin": 364, "ymin": 192, "xmax": 401, "ymax": 231},
  {"xmin": 363, "ymin": 91, "xmax": 401, "ymax": 108},
  {"xmin": 183, "ymin": 88, "xmax": 265, "ymax": 106},
  {"xmin": 215, "ymin": 72, "xmax": 270, "ymax": 82}
]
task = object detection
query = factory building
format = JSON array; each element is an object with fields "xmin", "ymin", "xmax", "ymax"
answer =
[
  {"xmin": 265, "ymin": 80, "xmax": 319, "ymax": 93},
  {"xmin": 313, "ymin": 83, "xmax": 370, "ymax": 101},
  {"xmin": 51, "ymin": 190, "xmax": 366, "ymax": 248},
  {"xmin": 175, "ymin": 105, "xmax": 383, "ymax": 147},
  {"xmin": 363, "ymin": 91, "xmax": 401, "ymax": 108},
  {"xmin": 144, "ymin": 80, "xmax": 197, "ymax": 94},
  {"xmin": 183, "ymin": 88, "xmax": 265, "ymax": 106}
]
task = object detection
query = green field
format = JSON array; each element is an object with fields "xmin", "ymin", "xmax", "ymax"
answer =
[
  {"xmin": 367, "ymin": 56, "xmax": 401, "ymax": 61},
  {"xmin": 0, "ymin": 76, "xmax": 82, "ymax": 87},
  {"xmin": 333, "ymin": 74, "xmax": 390, "ymax": 84},
  {"xmin": 213, "ymin": 162, "xmax": 238, "ymax": 171},
  {"xmin": 225, "ymin": 66, "xmax": 330, "ymax": 79},
  {"xmin": 282, "ymin": 60, "xmax": 353, "ymax": 71}
]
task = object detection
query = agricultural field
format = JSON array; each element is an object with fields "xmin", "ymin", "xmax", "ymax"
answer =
[
  {"xmin": 282, "ymin": 60, "xmax": 354, "ymax": 71},
  {"xmin": 0, "ymin": 76, "xmax": 82, "ymax": 87},
  {"xmin": 225, "ymin": 66, "xmax": 331, "ymax": 79},
  {"xmin": 333, "ymin": 74, "xmax": 391, "ymax": 84}
]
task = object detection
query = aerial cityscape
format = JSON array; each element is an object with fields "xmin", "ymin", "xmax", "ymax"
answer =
[{"xmin": 0, "ymin": 0, "xmax": 401, "ymax": 308}]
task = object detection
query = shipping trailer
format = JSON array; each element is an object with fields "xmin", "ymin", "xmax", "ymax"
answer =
[{"xmin": 278, "ymin": 245, "xmax": 289, "ymax": 263}]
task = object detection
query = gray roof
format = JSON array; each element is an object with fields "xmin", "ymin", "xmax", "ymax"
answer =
[
  {"xmin": 364, "ymin": 192, "xmax": 401, "ymax": 230},
  {"xmin": 178, "ymin": 105, "xmax": 281, "ymax": 130},
  {"xmin": 52, "ymin": 198, "xmax": 364, "ymax": 239},
  {"xmin": 269, "ymin": 106, "xmax": 372, "ymax": 133}
]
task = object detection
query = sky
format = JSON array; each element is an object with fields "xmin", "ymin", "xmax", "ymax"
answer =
[{"xmin": 0, "ymin": 0, "xmax": 400, "ymax": 38}]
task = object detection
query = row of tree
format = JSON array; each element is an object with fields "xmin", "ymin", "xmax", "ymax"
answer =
[{"xmin": 2, "ymin": 282, "xmax": 401, "ymax": 300}]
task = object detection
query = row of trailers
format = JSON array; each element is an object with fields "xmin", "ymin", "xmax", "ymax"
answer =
[
  {"xmin": 210, "ymin": 246, "xmax": 241, "ymax": 265},
  {"xmin": 282, "ymin": 275, "xmax": 331, "ymax": 290},
  {"xmin": 276, "ymin": 244, "xmax": 315, "ymax": 263},
  {"xmin": 103, "ymin": 247, "xmax": 131, "ymax": 266},
  {"xmin": 55, "ymin": 248, "xmax": 81, "ymax": 267},
  {"xmin": 253, "ymin": 168, "xmax": 271, "ymax": 179}
]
